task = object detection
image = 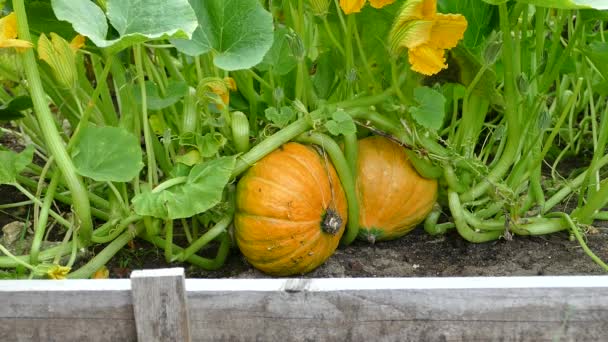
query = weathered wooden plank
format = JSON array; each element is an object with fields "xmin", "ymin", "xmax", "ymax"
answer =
[
  {"xmin": 131, "ymin": 268, "xmax": 191, "ymax": 342},
  {"xmin": 185, "ymin": 277, "xmax": 608, "ymax": 342},
  {"xmin": 0, "ymin": 279, "xmax": 135, "ymax": 342},
  {"xmin": 1, "ymin": 276, "xmax": 607, "ymax": 341}
]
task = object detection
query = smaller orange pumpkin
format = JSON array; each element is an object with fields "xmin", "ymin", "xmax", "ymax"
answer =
[
  {"xmin": 356, "ymin": 136, "xmax": 438, "ymax": 242},
  {"xmin": 235, "ymin": 142, "xmax": 347, "ymax": 276}
]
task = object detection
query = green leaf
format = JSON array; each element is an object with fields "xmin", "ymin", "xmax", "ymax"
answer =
[
  {"xmin": 197, "ymin": 132, "xmax": 226, "ymax": 158},
  {"xmin": 132, "ymin": 156, "xmax": 236, "ymax": 219},
  {"xmin": 72, "ymin": 126, "xmax": 144, "ymax": 182},
  {"xmin": 0, "ymin": 96, "xmax": 32, "ymax": 121},
  {"xmin": 257, "ymin": 27, "xmax": 297, "ymax": 76},
  {"xmin": 0, "ymin": 146, "xmax": 33, "ymax": 185},
  {"xmin": 480, "ymin": 0, "xmax": 509, "ymax": 4},
  {"xmin": 325, "ymin": 111, "xmax": 357, "ymax": 136},
  {"xmin": 51, "ymin": 0, "xmax": 197, "ymax": 52},
  {"xmin": 516, "ymin": 0, "xmax": 608, "ymax": 9},
  {"xmin": 440, "ymin": 0, "xmax": 497, "ymax": 49},
  {"xmin": 27, "ymin": 1, "xmax": 77, "ymax": 39},
  {"xmin": 171, "ymin": 0, "xmax": 274, "ymax": 71},
  {"xmin": 584, "ymin": 42, "xmax": 608, "ymax": 80},
  {"xmin": 133, "ymin": 80, "xmax": 188, "ymax": 110},
  {"xmin": 410, "ymin": 87, "xmax": 446, "ymax": 131},
  {"xmin": 265, "ymin": 106, "xmax": 296, "ymax": 128}
]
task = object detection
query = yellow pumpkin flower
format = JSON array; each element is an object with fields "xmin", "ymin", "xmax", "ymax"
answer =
[
  {"xmin": 389, "ymin": 0, "xmax": 467, "ymax": 76},
  {"xmin": 47, "ymin": 264, "xmax": 71, "ymax": 280},
  {"xmin": 91, "ymin": 266, "xmax": 110, "ymax": 279},
  {"xmin": 0, "ymin": 12, "xmax": 33, "ymax": 51},
  {"xmin": 340, "ymin": 0, "xmax": 394, "ymax": 14},
  {"xmin": 340, "ymin": 0, "xmax": 366, "ymax": 14},
  {"xmin": 70, "ymin": 34, "xmax": 86, "ymax": 52},
  {"xmin": 369, "ymin": 0, "xmax": 396, "ymax": 9}
]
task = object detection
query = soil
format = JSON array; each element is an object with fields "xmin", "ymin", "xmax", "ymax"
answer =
[{"xmin": 98, "ymin": 222, "xmax": 608, "ymax": 279}]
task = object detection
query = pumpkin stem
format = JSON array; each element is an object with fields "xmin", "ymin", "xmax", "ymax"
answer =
[{"xmin": 321, "ymin": 208, "xmax": 343, "ymax": 235}]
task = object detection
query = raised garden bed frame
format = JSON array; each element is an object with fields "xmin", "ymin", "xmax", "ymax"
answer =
[{"xmin": 1, "ymin": 268, "xmax": 607, "ymax": 341}]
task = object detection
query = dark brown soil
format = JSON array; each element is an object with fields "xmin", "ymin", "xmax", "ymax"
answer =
[{"xmin": 97, "ymin": 223, "xmax": 608, "ymax": 279}]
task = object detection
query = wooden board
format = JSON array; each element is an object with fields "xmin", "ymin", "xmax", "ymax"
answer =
[
  {"xmin": 0, "ymin": 279, "xmax": 135, "ymax": 342},
  {"xmin": 1, "ymin": 275, "xmax": 607, "ymax": 341},
  {"xmin": 131, "ymin": 268, "xmax": 191, "ymax": 342},
  {"xmin": 186, "ymin": 277, "xmax": 608, "ymax": 342}
]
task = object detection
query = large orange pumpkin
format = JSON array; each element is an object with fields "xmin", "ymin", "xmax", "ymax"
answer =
[
  {"xmin": 356, "ymin": 136, "xmax": 438, "ymax": 242},
  {"xmin": 235, "ymin": 142, "xmax": 347, "ymax": 276}
]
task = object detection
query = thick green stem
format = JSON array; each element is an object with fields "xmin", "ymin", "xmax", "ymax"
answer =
[
  {"xmin": 68, "ymin": 223, "xmax": 144, "ymax": 279},
  {"xmin": 573, "ymin": 179, "xmax": 608, "ymax": 225},
  {"xmin": 459, "ymin": 4, "xmax": 520, "ymax": 203},
  {"xmin": 134, "ymin": 44, "xmax": 158, "ymax": 186},
  {"xmin": 13, "ymin": 0, "xmax": 93, "ymax": 245},
  {"xmin": 448, "ymin": 190, "xmax": 503, "ymax": 243},
  {"xmin": 91, "ymin": 215, "xmax": 141, "ymax": 244},
  {"xmin": 343, "ymin": 133, "xmax": 358, "ymax": 174},
  {"xmin": 295, "ymin": 132, "xmax": 359, "ymax": 245},
  {"xmin": 164, "ymin": 220, "xmax": 174, "ymax": 263},
  {"xmin": 29, "ymin": 171, "xmax": 60, "ymax": 265},
  {"xmin": 0, "ymin": 242, "xmax": 73, "ymax": 268},
  {"xmin": 558, "ymin": 213, "xmax": 608, "ymax": 271},
  {"xmin": 232, "ymin": 117, "xmax": 311, "ymax": 177},
  {"xmin": 175, "ymin": 215, "xmax": 231, "ymax": 262},
  {"xmin": 143, "ymin": 232, "xmax": 231, "ymax": 270}
]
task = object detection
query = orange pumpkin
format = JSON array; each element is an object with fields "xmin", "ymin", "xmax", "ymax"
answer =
[
  {"xmin": 235, "ymin": 142, "xmax": 347, "ymax": 276},
  {"xmin": 356, "ymin": 136, "xmax": 438, "ymax": 242}
]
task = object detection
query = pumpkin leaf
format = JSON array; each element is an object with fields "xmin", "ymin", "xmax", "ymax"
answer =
[
  {"xmin": 257, "ymin": 27, "xmax": 298, "ymax": 76},
  {"xmin": 197, "ymin": 132, "xmax": 226, "ymax": 158},
  {"xmin": 72, "ymin": 126, "xmax": 144, "ymax": 182},
  {"xmin": 171, "ymin": 0, "xmax": 274, "ymax": 71},
  {"xmin": 583, "ymin": 42, "xmax": 608, "ymax": 81},
  {"xmin": 265, "ymin": 106, "xmax": 296, "ymax": 128},
  {"xmin": 0, "ymin": 96, "xmax": 32, "ymax": 121},
  {"xmin": 51, "ymin": 0, "xmax": 197, "ymax": 52},
  {"xmin": 133, "ymin": 80, "xmax": 189, "ymax": 110},
  {"xmin": 439, "ymin": 0, "xmax": 497, "ymax": 50},
  {"xmin": 516, "ymin": 0, "xmax": 608, "ymax": 9},
  {"xmin": 0, "ymin": 145, "xmax": 34, "ymax": 185},
  {"xmin": 132, "ymin": 156, "xmax": 236, "ymax": 219},
  {"xmin": 409, "ymin": 87, "xmax": 446, "ymax": 131},
  {"xmin": 325, "ymin": 111, "xmax": 357, "ymax": 136}
]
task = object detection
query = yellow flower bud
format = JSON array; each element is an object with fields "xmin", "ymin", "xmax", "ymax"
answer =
[
  {"xmin": 308, "ymin": 0, "xmax": 331, "ymax": 16},
  {"xmin": 38, "ymin": 33, "xmax": 82, "ymax": 88}
]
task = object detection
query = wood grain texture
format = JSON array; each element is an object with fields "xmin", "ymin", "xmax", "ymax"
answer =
[
  {"xmin": 1, "ymin": 276, "xmax": 607, "ymax": 341},
  {"xmin": 0, "ymin": 289, "xmax": 135, "ymax": 342},
  {"xmin": 131, "ymin": 268, "xmax": 191, "ymax": 342},
  {"xmin": 186, "ymin": 284, "xmax": 608, "ymax": 342}
]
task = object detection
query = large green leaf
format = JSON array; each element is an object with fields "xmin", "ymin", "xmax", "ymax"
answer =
[
  {"xmin": 132, "ymin": 156, "xmax": 236, "ymax": 219},
  {"xmin": 72, "ymin": 126, "xmax": 143, "ymax": 182},
  {"xmin": 0, "ymin": 146, "xmax": 33, "ymax": 185},
  {"xmin": 27, "ymin": 1, "xmax": 77, "ymax": 39},
  {"xmin": 517, "ymin": 0, "xmax": 608, "ymax": 9},
  {"xmin": 51, "ymin": 0, "xmax": 197, "ymax": 52},
  {"xmin": 257, "ymin": 27, "xmax": 297, "ymax": 76},
  {"xmin": 172, "ymin": 0, "xmax": 274, "ymax": 71}
]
